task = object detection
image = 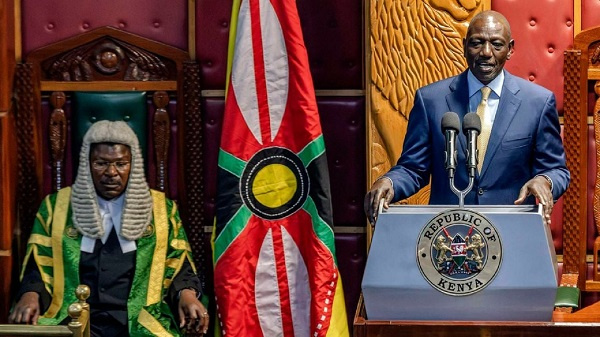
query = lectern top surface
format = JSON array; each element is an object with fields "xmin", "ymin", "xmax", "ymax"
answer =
[{"xmin": 381, "ymin": 205, "xmax": 540, "ymax": 215}]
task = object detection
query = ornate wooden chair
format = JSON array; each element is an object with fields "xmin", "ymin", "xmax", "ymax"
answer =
[
  {"xmin": 11, "ymin": 26, "xmax": 208, "ymax": 311},
  {"xmin": 554, "ymin": 25, "xmax": 600, "ymax": 320}
]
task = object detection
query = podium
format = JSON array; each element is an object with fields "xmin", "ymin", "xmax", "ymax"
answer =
[
  {"xmin": 362, "ymin": 205, "xmax": 557, "ymax": 321},
  {"xmin": 356, "ymin": 204, "xmax": 600, "ymax": 336}
]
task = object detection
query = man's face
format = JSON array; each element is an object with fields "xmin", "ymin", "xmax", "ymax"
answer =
[
  {"xmin": 463, "ymin": 15, "xmax": 514, "ymax": 84},
  {"xmin": 90, "ymin": 143, "xmax": 132, "ymax": 200}
]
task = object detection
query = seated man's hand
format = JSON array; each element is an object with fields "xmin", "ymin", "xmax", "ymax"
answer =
[
  {"xmin": 514, "ymin": 175, "xmax": 553, "ymax": 225},
  {"xmin": 8, "ymin": 292, "xmax": 41, "ymax": 324},
  {"xmin": 364, "ymin": 177, "xmax": 394, "ymax": 225},
  {"xmin": 178, "ymin": 289, "xmax": 209, "ymax": 335}
]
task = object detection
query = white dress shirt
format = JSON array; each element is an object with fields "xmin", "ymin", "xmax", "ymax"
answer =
[{"xmin": 81, "ymin": 194, "xmax": 137, "ymax": 253}]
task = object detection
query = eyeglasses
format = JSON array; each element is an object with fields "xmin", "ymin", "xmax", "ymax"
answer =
[{"xmin": 91, "ymin": 160, "xmax": 131, "ymax": 172}]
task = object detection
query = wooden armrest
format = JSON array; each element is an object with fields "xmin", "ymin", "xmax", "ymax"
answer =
[{"xmin": 0, "ymin": 285, "xmax": 90, "ymax": 337}]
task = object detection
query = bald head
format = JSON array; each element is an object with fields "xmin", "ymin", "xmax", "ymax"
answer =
[
  {"xmin": 467, "ymin": 11, "xmax": 512, "ymax": 40},
  {"xmin": 463, "ymin": 10, "xmax": 514, "ymax": 84}
]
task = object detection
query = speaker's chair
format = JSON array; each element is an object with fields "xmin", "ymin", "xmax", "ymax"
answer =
[{"xmin": 11, "ymin": 27, "xmax": 208, "ymax": 325}]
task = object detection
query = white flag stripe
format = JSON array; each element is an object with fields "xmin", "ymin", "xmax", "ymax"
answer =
[
  {"xmin": 282, "ymin": 226, "xmax": 311, "ymax": 337},
  {"xmin": 256, "ymin": 229, "xmax": 284, "ymax": 337},
  {"xmin": 259, "ymin": 0, "xmax": 289, "ymax": 142},
  {"xmin": 232, "ymin": 0, "xmax": 261, "ymax": 144}
]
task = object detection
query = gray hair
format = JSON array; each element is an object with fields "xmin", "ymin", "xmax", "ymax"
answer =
[{"xmin": 71, "ymin": 120, "xmax": 152, "ymax": 240}]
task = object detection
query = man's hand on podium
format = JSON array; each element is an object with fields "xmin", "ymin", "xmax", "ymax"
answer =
[
  {"xmin": 364, "ymin": 177, "xmax": 394, "ymax": 225},
  {"xmin": 514, "ymin": 175, "xmax": 554, "ymax": 225}
]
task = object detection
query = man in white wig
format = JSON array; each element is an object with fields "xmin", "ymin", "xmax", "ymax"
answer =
[{"xmin": 9, "ymin": 121, "xmax": 209, "ymax": 336}]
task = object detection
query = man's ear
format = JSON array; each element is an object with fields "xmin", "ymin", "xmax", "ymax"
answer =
[
  {"xmin": 507, "ymin": 39, "xmax": 515, "ymax": 60},
  {"xmin": 463, "ymin": 38, "xmax": 467, "ymax": 57}
]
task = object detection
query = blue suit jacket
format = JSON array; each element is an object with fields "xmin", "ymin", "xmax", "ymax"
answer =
[{"xmin": 385, "ymin": 70, "xmax": 570, "ymax": 205}]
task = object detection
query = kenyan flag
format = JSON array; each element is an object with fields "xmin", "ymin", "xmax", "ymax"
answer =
[{"xmin": 212, "ymin": 0, "xmax": 349, "ymax": 336}]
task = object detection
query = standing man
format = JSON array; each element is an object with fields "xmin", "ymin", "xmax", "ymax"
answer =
[
  {"xmin": 9, "ymin": 121, "xmax": 209, "ymax": 336},
  {"xmin": 364, "ymin": 10, "xmax": 569, "ymax": 223}
]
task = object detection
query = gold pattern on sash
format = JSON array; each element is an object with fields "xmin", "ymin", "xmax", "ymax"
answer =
[
  {"xmin": 65, "ymin": 226, "xmax": 79, "ymax": 239},
  {"xmin": 142, "ymin": 224, "xmax": 155, "ymax": 238},
  {"xmin": 146, "ymin": 190, "xmax": 168, "ymax": 305},
  {"xmin": 44, "ymin": 187, "xmax": 71, "ymax": 318}
]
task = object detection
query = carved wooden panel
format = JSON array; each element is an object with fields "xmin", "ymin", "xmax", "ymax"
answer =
[
  {"xmin": 153, "ymin": 91, "xmax": 170, "ymax": 192},
  {"xmin": 368, "ymin": 0, "xmax": 488, "ymax": 204},
  {"xmin": 49, "ymin": 91, "xmax": 67, "ymax": 192},
  {"xmin": 181, "ymin": 60, "xmax": 208, "ymax": 289},
  {"xmin": 594, "ymin": 81, "xmax": 600, "ymax": 238},
  {"xmin": 588, "ymin": 42, "xmax": 600, "ymax": 68},
  {"xmin": 562, "ymin": 50, "xmax": 582, "ymax": 276},
  {"xmin": 41, "ymin": 39, "xmax": 176, "ymax": 82},
  {"xmin": 14, "ymin": 63, "xmax": 42, "ymax": 251}
]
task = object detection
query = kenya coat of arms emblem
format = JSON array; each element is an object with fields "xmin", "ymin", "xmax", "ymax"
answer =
[{"xmin": 417, "ymin": 209, "xmax": 502, "ymax": 296}]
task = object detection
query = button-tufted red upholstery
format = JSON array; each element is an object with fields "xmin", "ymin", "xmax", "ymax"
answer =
[
  {"xmin": 21, "ymin": 0, "xmax": 188, "ymax": 54},
  {"xmin": 195, "ymin": 0, "xmax": 363, "ymax": 90},
  {"xmin": 582, "ymin": 0, "xmax": 600, "ymax": 31},
  {"xmin": 493, "ymin": 0, "xmax": 574, "ymax": 113}
]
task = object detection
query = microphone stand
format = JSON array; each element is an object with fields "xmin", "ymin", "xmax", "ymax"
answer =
[
  {"xmin": 449, "ymin": 176, "xmax": 474, "ymax": 208},
  {"xmin": 449, "ymin": 112, "xmax": 480, "ymax": 208}
]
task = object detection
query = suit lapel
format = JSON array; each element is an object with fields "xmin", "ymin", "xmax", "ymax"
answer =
[
  {"xmin": 446, "ymin": 72, "xmax": 470, "ymax": 154},
  {"xmin": 480, "ymin": 72, "xmax": 522, "ymax": 177}
]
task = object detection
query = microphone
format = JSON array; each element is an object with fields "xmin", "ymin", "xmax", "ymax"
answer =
[
  {"xmin": 441, "ymin": 112, "xmax": 460, "ymax": 178},
  {"xmin": 463, "ymin": 112, "xmax": 482, "ymax": 178}
]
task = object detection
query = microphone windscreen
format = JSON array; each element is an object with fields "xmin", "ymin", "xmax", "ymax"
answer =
[
  {"xmin": 441, "ymin": 111, "xmax": 460, "ymax": 132},
  {"xmin": 463, "ymin": 112, "xmax": 481, "ymax": 134}
]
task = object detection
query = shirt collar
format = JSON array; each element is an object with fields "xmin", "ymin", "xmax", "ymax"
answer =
[
  {"xmin": 82, "ymin": 192, "xmax": 136, "ymax": 253},
  {"xmin": 467, "ymin": 69, "xmax": 505, "ymax": 98},
  {"xmin": 97, "ymin": 193, "xmax": 125, "ymax": 215}
]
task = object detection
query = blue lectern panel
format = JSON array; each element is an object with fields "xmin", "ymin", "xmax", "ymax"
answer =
[{"xmin": 362, "ymin": 205, "xmax": 557, "ymax": 321}]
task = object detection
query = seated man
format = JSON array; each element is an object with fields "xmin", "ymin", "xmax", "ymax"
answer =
[{"xmin": 9, "ymin": 121, "xmax": 209, "ymax": 336}]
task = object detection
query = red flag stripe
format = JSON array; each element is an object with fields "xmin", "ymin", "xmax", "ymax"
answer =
[
  {"xmin": 249, "ymin": 0, "xmax": 272, "ymax": 144},
  {"xmin": 271, "ymin": 226, "xmax": 295, "ymax": 337}
]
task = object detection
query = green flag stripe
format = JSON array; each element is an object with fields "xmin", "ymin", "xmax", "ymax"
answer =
[
  {"xmin": 298, "ymin": 135, "xmax": 326, "ymax": 167},
  {"xmin": 302, "ymin": 196, "xmax": 337, "ymax": 264},
  {"xmin": 214, "ymin": 204, "xmax": 253, "ymax": 263},
  {"xmin": 218, "ymin": 149, "xmax": 247, "ymax": 178}
]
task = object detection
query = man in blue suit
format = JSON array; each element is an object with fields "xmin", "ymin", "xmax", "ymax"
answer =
[{"xmin": 364, "ymin": 10, "xmax": 569, "ymax": 224}]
